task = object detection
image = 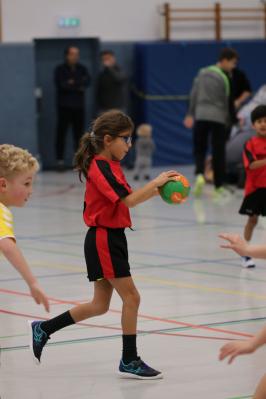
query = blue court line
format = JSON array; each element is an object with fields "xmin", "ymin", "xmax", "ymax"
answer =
[
  {"xmin": 134, "ymin": 262, "xmax": 266, "ymax": 284},
  {"xmin": 26, "ymin": 203, "xmax": 248, "ymax": 230},
  {"xmin": 0, "ymin": 271, "xmax": 84, "ymax": 283},
  {"xmin": 19, "ymin": 243, "xmax": 262, "ymax": 274}
]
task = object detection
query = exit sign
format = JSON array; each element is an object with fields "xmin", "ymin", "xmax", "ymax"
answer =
[{"xmin": 58, "ymin": 17, "xmax": 80, "ymax": 28}]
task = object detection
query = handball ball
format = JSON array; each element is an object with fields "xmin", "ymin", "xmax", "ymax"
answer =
[{"xmin": 159, "ymin": 174, "xmax": 190, "ymax": 204}]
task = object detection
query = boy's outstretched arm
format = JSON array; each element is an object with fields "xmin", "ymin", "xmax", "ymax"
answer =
[
  {"xmin": 219, "ymin": 324, "xmax": 266, "ymax": 364},
  {"xmin": 219, "ymin": 233, "xmax": 266, "ymax": 259},
  {"xmin": 0, "ymin": 238, "xmax": 50, "ymax": 312}
]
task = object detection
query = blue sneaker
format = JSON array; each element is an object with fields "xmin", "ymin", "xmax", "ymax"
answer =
[
  {"xmin": 28, "ymin": 320, "xmax": 49, "ymax": 364},
  {"xmin": 119, "ymin": 358, "xmax": 163, "ymax": 380}
]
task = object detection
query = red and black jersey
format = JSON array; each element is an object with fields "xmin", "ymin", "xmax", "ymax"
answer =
[
  {"xmin": 243, "ymin": 136, "xmax": 266, "ymax": 196},
  {"xmin": 83, "ymin": 155, "xmax": 132, "ymax": 228}
]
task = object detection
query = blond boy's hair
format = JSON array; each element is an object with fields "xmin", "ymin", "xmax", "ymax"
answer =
[{"xmin": 0, "ymin": 144, "xmax": 39, "ymax": 178}]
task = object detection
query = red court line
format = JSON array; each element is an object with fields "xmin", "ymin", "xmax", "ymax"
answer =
[
  {"xmin": 0, "ymin": 287, "xmax": 253, "ymax": 338},
  {"xmin": 111, "ymin": 310, "xmax": 254, "ymax": 338},
  {"xmin": 0, "ymin": 308, "xmax": 121, "ymax": 331},
  {"xmin": 0, "ymin": 308, "xmax": 238, "ymax": 342}
]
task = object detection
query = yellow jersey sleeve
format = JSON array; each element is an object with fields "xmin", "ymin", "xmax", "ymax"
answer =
[{"xmin": 0, "ymin": 203, "xmax": 15, "ymax": 241}]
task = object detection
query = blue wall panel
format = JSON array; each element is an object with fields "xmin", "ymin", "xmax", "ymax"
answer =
[
  {"xmin": 134, "ymin": 40, "xmax": 266, "ymax": 166},
  {"xmin": 0, "ymin": 44, "xmax": 37, "ymax": 154}
]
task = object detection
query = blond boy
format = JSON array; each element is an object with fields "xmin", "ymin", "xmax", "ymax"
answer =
[{"xmin": 0, "ymin": 144, "xmax": 49, "ymax": 312}]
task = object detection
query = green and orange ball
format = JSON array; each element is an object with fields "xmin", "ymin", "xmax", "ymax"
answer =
[{"xmin": 159, "ymin": 174, "xmax": 190, "ymax": 204}]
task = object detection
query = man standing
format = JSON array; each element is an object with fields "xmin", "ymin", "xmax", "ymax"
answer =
[
  {"xmin": 96, "ymin": 50, "xmax": 128, "ymax": 113},
  {"xmin": 184, "ymin": 48, "xmax": 238, "ymax": 199},
  {"xmin": 55, "ymin": 46, "xmax": 90, "ymax": 171}
]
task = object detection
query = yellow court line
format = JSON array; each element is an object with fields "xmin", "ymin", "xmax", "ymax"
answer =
[
  {"xmin": 29, "ymin": 261, "xmax": 266, "ymax": 301},
  {"xmin": 31, "ymin": 260, "xmax": 84, "ymax": 272},
  {"xmin": 134, "ymin": 275, "xmax": 266, "ymax": 301}
]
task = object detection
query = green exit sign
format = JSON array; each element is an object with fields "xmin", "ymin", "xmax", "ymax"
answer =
[{"xmin": 58, "ymin": 17, "xmax": 80, "ymax": 28}]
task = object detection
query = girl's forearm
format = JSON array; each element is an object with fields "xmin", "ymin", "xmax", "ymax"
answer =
[
  {"xmin": 122, "ymin": 181, "xmax": 158, "ymax": 207},
  {"xmin": 249, "ymin": 159, "xmax": 266, "ymax": 170}
]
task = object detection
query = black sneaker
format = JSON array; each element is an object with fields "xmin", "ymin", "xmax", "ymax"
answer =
[
  {"xmin": 28, "ymin": 320, "xmax": 49, "ymax": 364},
  {"xmin": 119, "ymin": 358, "xmax": 163, "ymax": 379}
]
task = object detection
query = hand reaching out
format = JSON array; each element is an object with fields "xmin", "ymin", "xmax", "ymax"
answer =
[
  {"xmin": 219, "ymin": 233, "xmax": 249, "ymax": 256},
  {"xmin": 219, "ymin": 340, "xmax": 256, "ymax": 364},
  {"xmin": 30, "ymin": 282, "xmax": 50, "ymax": 312}
]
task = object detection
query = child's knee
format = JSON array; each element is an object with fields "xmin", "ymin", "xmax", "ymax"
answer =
[{"xmin": 124, "ymin": 290, "xmax": 141, "ymax": 309}]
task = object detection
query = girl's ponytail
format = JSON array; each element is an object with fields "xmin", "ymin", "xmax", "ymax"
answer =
[{"xmin": 74, "ymin": 132, "xmax": 96, "ymax": 181}]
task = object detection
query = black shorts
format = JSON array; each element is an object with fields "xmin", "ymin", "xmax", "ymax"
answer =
[
  {"xmin": 84, "ymin": 227, "xmax": 131, "ymax": 281},
  {"xmin": 239, "ymin": 188, "xmax": 266, "ymax": 216}
]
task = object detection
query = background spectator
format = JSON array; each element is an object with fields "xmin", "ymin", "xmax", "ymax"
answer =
[{"xmin": 55, "ymin": 46, "xmax": 90, "ymax": 171}]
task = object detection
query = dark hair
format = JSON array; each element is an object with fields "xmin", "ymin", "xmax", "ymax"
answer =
[
  {"xmin": 74, "ymin": 110, "xmax": 134, "ymax": 181},
  {"xmin": 218, "ymin": 48, "xmax": 238, "ymax": 61},
  {"xmin": 100, "ymin": 50, "xmax": 114, "ymax": 57},
  {"xmin": 64, "ymin": 45, "xmax": 78, "ymax": 58},
  {"xmin": 251, "ymin": 105, "xmax": 266, "ymax": 124}
]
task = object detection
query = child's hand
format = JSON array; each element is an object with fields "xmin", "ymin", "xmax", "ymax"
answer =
[
  {"xmin": 153, "ymin": 171, "xmax": 180, "ymax": 188},
  {"xmin": 219, "ymin": 340, "xmax": 256, "ymax": 364},
  {"xmin": 183, "ymin": 116, "xmax": 194, "ymax": 129},
  {"xmin": 219, "ymin": 233, "xmax": 249, "ymax": 256},
  {"xmin": 29, "ymin": 282, "xmax": 50, "ymax": 312}
]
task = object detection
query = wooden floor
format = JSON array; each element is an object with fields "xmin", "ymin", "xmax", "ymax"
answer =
[{"xmin": 1, "ymin": 166, "xmax": 266, "ymax": 399}]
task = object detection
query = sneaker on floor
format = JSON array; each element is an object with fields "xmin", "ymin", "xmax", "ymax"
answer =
[
  {"xmin": 241, "ymin": 256, "xmax": 256, "ymax": 268},
  {"xmin": 212, "ymin": 186, "xmax": 232, "ymax": 204},
  {"xmin": 193, "ymin": 174, "xmax": 205, "ymax": 197},
  {"xmin": 28, "ymin": 320, "xmax": 49, "ymax": 364},
  {"xmin": 119, "ymin": 358, "xmax": 163, "ymax": 380}
]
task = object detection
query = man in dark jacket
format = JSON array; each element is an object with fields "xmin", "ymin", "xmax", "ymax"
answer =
[
  {"xmin": 96, "ymin": 50, "xmax": 127, "ymax": 113},
  {"xmin": 55, "ymin": 46, "xmax": 90, "ymax": 170}
]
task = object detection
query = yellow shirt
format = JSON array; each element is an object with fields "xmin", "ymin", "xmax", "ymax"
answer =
[{"xmin": 0, "ymin": 203, "xmax": 15, "ymax": 241}]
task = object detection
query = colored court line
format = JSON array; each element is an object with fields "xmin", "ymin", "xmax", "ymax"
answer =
[
  {"xmin": 227, "ymin": 396, "xmax": 251, "ymax": 399},
  {"xmin": 0, "ymin": 288, "xmax": 254, "ymax": 338},
  {"xmin": 2, "ymin": 304, "xmax": 266, "ymax": 340},
  {"xmin": 0, "ymin": 332, "xmax": 238, "ymax": 353},
  {"xmin": 134, "ymin": 274, "xmax": 266, "ymax": 301},
  {"xmin": 4, "ymin": 255, "xmax": 266, "ymax": 303},
  {"xmin": 0, "ymin": 271, "xmax": 83, "ymax": 283},
  {"xmin": 13, "ymin": 255, "xmax": 266, "ymax": 301},
  {"xmin": 134, "ymin": 261, "xmax": 266, "ymax": 284}
]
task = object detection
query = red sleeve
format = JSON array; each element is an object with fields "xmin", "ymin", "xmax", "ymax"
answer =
[{"xmin": 89, "ymin": 160, "xmax": 131, "ymax": 203}]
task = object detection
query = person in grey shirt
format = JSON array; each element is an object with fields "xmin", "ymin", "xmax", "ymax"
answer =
[
  {"xmin": 133, "ymin": 124, "xmax": 155, "ymax": 180},
  {"xmin": 184, "ymin": 48, "xmax": 238, "ymax": 199}
]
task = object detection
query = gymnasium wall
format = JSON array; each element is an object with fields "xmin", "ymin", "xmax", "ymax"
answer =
[
  {"xmin": 0, "ymin": 44, "xmax": 37, "ymax": 154},
  {"xmin": 2, "ymin": 0, "xmax": 265, "ymax": 42},
  {"xmin": 1, "ymin": 39, "xmax": 266, "ymax": 167},
  {"xmin": 134, "ymin": 40, "xmax": 266, "ymax": 165}
]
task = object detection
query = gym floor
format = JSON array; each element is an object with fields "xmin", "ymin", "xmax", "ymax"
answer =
[{"xmin": 1, "ymin": 166, "xmax": 266, "ymax": 399}]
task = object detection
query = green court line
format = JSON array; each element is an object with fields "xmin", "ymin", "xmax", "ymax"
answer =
[
  {"xmin": 1, "ymin": 314, "xmax": 265, "ymax": 342},
  {"xmin": 227, "ymin": 396, "xmax": 251, "ymax": 399},
  {"xmin": 2, "ymin": 305, "xmax": 266, "ymax": 340}
]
